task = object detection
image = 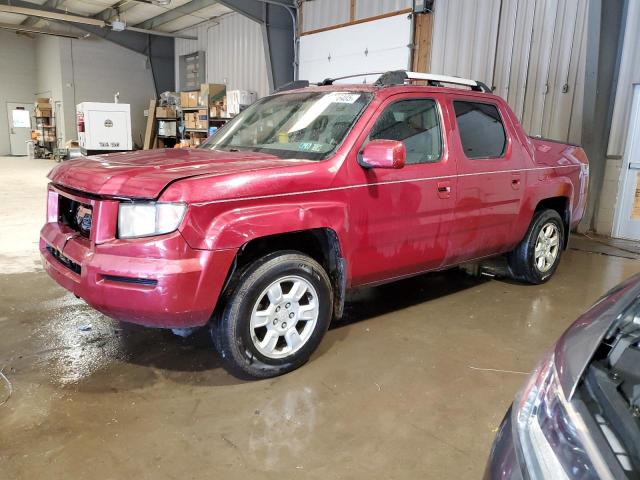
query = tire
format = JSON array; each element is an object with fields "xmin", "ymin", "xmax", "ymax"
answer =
[
  {"xmin": 211, "ymin": 251, "xmax": 333, "ymax": 379},
  {"xmin": 507, "ymin": 209, "xmax": 565, "ymax": 284}
]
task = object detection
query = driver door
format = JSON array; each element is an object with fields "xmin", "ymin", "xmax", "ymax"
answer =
[{"xmin": 345, "ymin": 93, "xmax": 458, "ymax": 286}]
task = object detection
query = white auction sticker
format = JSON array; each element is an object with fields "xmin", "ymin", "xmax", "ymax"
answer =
[{"xmin": 330, "ymin": 93, "xmax": 361, "ymax": 104}]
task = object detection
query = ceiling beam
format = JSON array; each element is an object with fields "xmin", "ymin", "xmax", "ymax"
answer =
[
  {"xmin": 215, "ymin": 0, "xmax": 262, "ymax": 23},
  {"xmin": 93, "ymin": 0, "xmax": 140, "ymax": 23},
  {"xmin": 0, "ymin": 0, "xmax": 175, "ymax": 94},
  {"xmin": 0, "ymin": 21, "xmax": 85, "ymax": 38},
  {"xmin": 0, "ymin": 4, "xmax": 106, "ymax": 26},
  {"xmin": 134, "ymin": 0, "xmax": 219, "ymax": 30},
  {"xmin": 21, "ymin": 0, "xmax": 62, "ymax": 27}
]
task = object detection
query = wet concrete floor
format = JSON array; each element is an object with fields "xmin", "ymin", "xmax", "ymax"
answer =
[
  {"xmin": 1, "ymin": 249, "xmax": 639, "ymax": 479},
  {"xmin": 2, "ymin": 156, "xmax": 640, "ymax": 478}
]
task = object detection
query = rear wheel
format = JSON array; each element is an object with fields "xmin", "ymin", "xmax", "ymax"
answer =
[
  {"xmin": 212, "ymin": 251, "xmax": 333, "ymax": 379},
  {"xmin": 508, "ymin": 209, "xmax": 564, "ymax": 284}
]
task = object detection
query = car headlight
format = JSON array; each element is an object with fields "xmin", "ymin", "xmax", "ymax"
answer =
[
  {"xmin": 118, "ymin": 202, "xmax": 186, "ymax": 239},
  {"xmin": 512, "ymin": 351, "xmax": 607, "ymax": 480}
]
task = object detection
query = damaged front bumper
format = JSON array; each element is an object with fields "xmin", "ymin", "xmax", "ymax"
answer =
[{"xmin": 40, "ymin": 187, "xmax": 236, "ymax": 328}]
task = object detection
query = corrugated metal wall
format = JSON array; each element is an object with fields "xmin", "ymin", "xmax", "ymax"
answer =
[
  {"xmin": 301, "ymin": 0, "xmax": 350, "ymax": 32},
  {"xmin": 354, "ymin": 0, "xmax": 412, "ymax": 20},
  {"xmin": 174, "ymin": 13, "xmax": 269, "ymax": 98},
  {"xmin": 300, "ymin": 0, "xmax": 411, "ymax": 32},
  {"xmin": 607, "ymin": 0, "xmax": 640, "ymax": 157},
  {"xmin": 430, "ymin": 0, "xmax": 501, "ymax": 87},
  {"xmin": 431, "ymin": 0, "xmax": 588, "ymax": 145}
]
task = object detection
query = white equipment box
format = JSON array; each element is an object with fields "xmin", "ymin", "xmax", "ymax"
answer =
[{"xmin": 76, "ymin": 102, "xmax": 132, "ymax": 152}]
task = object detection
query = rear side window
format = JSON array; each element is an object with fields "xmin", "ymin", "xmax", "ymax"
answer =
[
  {"xmin": 368, "ymin": 99, "xmax": 442, "ymax": 164},
  {"xmin": 453, "ymin": 101, "xmax": 506, "ymax": 159}
]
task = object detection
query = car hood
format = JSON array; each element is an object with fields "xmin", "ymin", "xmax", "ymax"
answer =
[
  {"xmin": 555, "ymin": 273, "xmax": 640, "ymax": 399},
  {"xmin": 48, "ymin": 148, "xmax": 312, "ymax": 199}
]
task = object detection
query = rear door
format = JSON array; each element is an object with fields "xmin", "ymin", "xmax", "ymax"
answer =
[
  {"xmin": 6, "ymin": 102, "xmax": 32, "ymax": 156},
  {"xmin": 446, "ymin": 97, "xmax": 526, "ymax": 263},
  {"xmin": 345, "ymin": 93, "xmax": 458, "ymax": 285}
]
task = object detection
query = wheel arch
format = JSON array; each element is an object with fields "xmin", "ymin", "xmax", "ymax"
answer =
[
  {"xmin": 221, "ymin": 227, "xmax": 347, "ymax": 321},
  {"xmin": 534, "ymin": 196, "xmax": 571, "ymax": 249}
]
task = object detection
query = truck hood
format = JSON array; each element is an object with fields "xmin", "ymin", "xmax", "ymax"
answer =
[
  {"xmin": 48, "ymin": 148, "xmax": 312, "ymax": 199},
  {"xmin": 554, "ymin": 273, "xmax": 640, "ymax": 399}
]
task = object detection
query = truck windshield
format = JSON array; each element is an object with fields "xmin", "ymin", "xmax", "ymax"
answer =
[{"xmin": 200, "ymin": 91, "xmax": 372, "ymax": 160}]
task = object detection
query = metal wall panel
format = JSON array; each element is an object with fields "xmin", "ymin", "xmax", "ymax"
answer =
[
  {"xmin": 431, "ymin": 0, "xmax": 586, "ymax": 143},
  {"xmin": 301, "ymin": 0, "xmax": 350, "ymax": 32},
  {"xmin": 430, "ymin": 0, "xmax": 501, "ymax": 85},
  {"xmin": 607, "ymin": 0, "xmax": 640, "ymax": 157},
  {"xmin": 174, "ymin": 13, "xmax": 269, "ymax": 98},
  {"xmin": 541, "ymin": 0, "xmax": 587, "ymax": 140},
  {"xmin": 354, "ymin": 0, "xmax": 412, "ymax": 20}
]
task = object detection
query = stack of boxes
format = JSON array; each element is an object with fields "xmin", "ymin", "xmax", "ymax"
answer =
[
  {"xmin": 179, "ymin": 83, "xmax": 228, "ymax": 147},
  {"xmin": 34, "ymin": 98, "xmax": 55, "ymax": 144},
  {"xmin": 34, "ymin": 98, "xmax": 52, "ymax": 118},
  {"xmin": 201, "ymin": 83, "xmax": 228, "ymax": 119}
]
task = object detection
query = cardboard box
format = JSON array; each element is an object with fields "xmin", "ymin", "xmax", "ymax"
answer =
[
  {"xmin": 197, "ymin": 109, "xmax": 207, "ymax": 121},
  {"xmin": 184, "ymin": 112, "xmax": 196, "ymax": 129},
  {"xmin": 155, "ymin": 106, "xmax": 176, "ymax": 118},
  {"xmin": 199, "ymin": 83, "xmax": 226, "ymax": 106},
  {"xmin": 35, "ymin": 107, "xmax": 52, "ymax": 117},
  {"xmin": 36, "ymin": 97, "xmax": 50, "ymax": 104},
  {"xmin": 187, "ymin": 92, "xmax": 199, "ymax": 107},
  {"xmin": 209, "ymin": 106, "xmax": 218, "ymax": 118},
  {"xmin": 180, "ymin": 92, "xmax": 190, "ymax": 108},
  {"xmin": 195, "ymin": 119, "xmax": 208, "ymax": 130}
]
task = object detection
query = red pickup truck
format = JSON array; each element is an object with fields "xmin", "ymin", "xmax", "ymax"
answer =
[{"xmin": 40, "ymin": 71, "xmax": 589, "ymax": 378}]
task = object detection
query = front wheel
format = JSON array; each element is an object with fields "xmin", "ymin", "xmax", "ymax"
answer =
[
  {"xmin": 508, "ymin": 209, "xmax": 565, "ymax": 284},
  {"xmin": 212, "ymin": 251, "xmax": 333, "ymax": 379}
]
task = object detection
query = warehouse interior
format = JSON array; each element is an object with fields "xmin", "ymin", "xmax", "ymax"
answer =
[{"xmin": 1, "ymin": 0, "xmax": 640, "ymax": 478}]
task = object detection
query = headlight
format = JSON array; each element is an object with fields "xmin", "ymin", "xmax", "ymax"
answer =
[
  {"xmin": 513, "ymin": 351, "xmax": 607, "ymax": 479},
  {"xmin": 118, "ymin": 202, "xmax": 186, "ymax": 239}
]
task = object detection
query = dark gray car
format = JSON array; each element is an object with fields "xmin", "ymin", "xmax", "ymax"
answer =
[{"xmin": 485, "ymin": 274, "xmax": 640, "ymax": 479}]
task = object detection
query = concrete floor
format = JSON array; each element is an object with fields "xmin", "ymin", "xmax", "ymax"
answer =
[{"xmin": 1, "ymin": 155, "xmax": 640, "ymax": 479}]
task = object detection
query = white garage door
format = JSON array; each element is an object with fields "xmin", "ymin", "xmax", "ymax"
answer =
[{"xmin": 298, "ymin": 13, "xmax": 412, "ymax": 84}]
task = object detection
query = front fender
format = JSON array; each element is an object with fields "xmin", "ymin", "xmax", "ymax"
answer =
[{"xmin": 180, "ymin": 201, "xmax": 349, "ymax": 251}]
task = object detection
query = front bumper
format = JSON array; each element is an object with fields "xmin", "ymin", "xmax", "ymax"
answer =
[
  {"xmin": 40, "ymin": 221, "xmax": 236, "ymax": 328},
  {"xmin": 484, "ymin": 407, "xmax": 523, "ymax": 480}
]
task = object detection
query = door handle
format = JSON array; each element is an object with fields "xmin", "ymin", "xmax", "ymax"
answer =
[
  {"xmin": 511, "ymin": 173, "xmax": 521, "ymax": 190},
  {"xmin": 437, "ymin": 181, "xmax": 452, "ymax": 199}
]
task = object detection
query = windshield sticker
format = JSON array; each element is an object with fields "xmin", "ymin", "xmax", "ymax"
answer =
[
  {"xmin": 299, "ymin": 142, "xmax": 313, "ymax": 151},
  {"xmin": 330, "ymin": 93, "xmax": 361, "ymax": 104}
]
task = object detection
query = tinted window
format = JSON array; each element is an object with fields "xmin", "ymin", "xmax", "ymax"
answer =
[
  {"xmin": 453, "ymin": 101, "xmax": 507, "ymax": 158},
  {"xmin": 369, "ymin": 99, "xmax": 442, "ymax": 164}
]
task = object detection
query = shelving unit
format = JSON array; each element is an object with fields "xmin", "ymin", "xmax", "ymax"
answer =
[
  {"xmin": 34, "ymin": 114, "xmax": 56, "ymax": 159},
  {"xmin": 155, "ymin": 116, "xmax": 179, "ymax": 148},
  {"xmin": 181, "ymin": 106, "xmax": 229, "ymax": 147}
]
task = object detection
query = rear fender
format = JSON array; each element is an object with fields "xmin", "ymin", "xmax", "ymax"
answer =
[{"xmin": 519, "ymin": 179, "xmax": 574, "ymax": 243}]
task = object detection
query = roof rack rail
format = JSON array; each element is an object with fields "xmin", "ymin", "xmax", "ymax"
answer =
[
  {"xmin": 319, "ymin": 72, "xmax": 386, "ymax": 86},
  {"xmin": 318, "ymin": 70, "xmax": 492, "ymax": 93},
  {"xmin": 275, "ymin": 80, "xmax": 310, "ymax": 93},
  {"xmin": 375, "ymin": 70, "xmax": 493, "ymax": 93}
]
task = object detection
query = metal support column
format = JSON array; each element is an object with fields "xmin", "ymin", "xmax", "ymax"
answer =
[{"xmin": 579, "ymin": 0, "xmax": 628, "ymax": 232}]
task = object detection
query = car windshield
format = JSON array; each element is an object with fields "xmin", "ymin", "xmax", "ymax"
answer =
[{"xmin": 200, "ymin": 91, "xmax": 372, "ymax": 160}]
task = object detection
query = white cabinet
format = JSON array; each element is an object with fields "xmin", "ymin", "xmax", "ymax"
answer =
[{"xmin": 76, "ymin": 102, "xmax": 132, "ymax": 152}]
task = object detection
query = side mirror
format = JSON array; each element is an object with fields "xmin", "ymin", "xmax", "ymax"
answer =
[{"xmin": 360, "ymin": 140, "xmax": 406, "ymax": 169}]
